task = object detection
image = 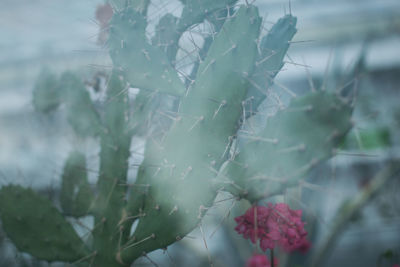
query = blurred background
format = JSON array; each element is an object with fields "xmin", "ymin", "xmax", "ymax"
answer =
[{"xmin": 1, "ymin": 0, "xmax": 400, "ymax": 266}]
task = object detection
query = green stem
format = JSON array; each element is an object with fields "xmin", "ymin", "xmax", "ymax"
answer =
[
  {"xmin": 92, "ymin": 73, "xmax": 133, "ymax": 267},
  {"xmin": 270, "ymin": 249, "xmax": 275, "ymax": 267}
]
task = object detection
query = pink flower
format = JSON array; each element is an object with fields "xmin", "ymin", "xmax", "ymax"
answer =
[
  {"xmin": 235, "ymin": 203, "xmax": 311, "ymax": 253},
  {"xmin": 246, "ymin": 254, "xmax": 279, "ymax": 267},
  {"xmin": 392, "ymin": 265, "xmax": 400, "ymax": 267}
]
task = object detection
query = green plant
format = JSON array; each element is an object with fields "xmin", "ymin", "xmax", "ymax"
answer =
[{"xmin": 0, "ymin": 1, "xmax": 354, "ymax": 266}]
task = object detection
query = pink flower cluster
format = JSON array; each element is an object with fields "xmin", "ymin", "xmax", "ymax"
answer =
[
  {"xmin": 235, "ymin": 203, "xmax": 311, "ymax": 253},
  {"xmin": 246, "ymin": 254, "xmax": 279, "ymax": 267}
]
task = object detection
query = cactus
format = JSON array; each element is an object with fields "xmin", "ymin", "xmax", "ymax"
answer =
[
  {"xmin": 60, "ymin": 151, "xmax": 94, "ymax": 217},
  {"xmin": 0, "ymin": 1, "xmax": 354, "ymax": 266},
  {"xmin": 32, "ymin": 68, "xmax": 60, "ymax": 113},
  {"xmin": 218, "ymin": 91, "xmax": 353, "ymax": 202},
  {"xmin": 0, "ymin": 185, "xmax": 89, "ymax": 262}
]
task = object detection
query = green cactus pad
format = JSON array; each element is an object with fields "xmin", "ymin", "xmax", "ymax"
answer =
[
  {"xmin": 221, "ymin": 91, "xmax": 353, "ymax": 202},
  {"xmin": 32, "ymin": 68, "xmax": 60, "ymax": 113},
  {"xmin": 119, "ymin": 5, "xmax": 262, "ymax": 263},
  {"xmin": 109, "ymin": 8, "xmax": 185, "ymax": 96},
  {"xmin": 60, "ymin": 151, "xmax": 93, "ymax": 217},
  {"xmin": 152, "ymin": 13, "xmax": 180, "ymax": 64},
  {"xmin": 178, "ymin": 0, "xmax": 238, "ymax": 32},
  {"xmin": 258, "ymin": 15, "xmax": 297, "ymax": 77},
  {"xmin": 82, "ymin": 71, "xmax": 135, "ymax": 267},
  {"xmin": 0, "ymin": 185, "xmax": 89, "ymax": 262},
  {"xmin": 59, "ymin": 72, "xmax": 102, "ymax": 137},
  {"xmin": 246, "ymin": 15, "xmax": 297, "ymax": 114}
]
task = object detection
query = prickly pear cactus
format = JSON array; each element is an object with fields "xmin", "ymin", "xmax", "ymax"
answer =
[
  {"xmin": 0, "ymin": 1, "xmax": 353, "ymax": 266},
  {"xmin": 60, "ymin": 151, "xmax": 93, "ymax": 217},
  {"xmin": 0, "ymin": 185, "xmax": 89, "ymax": 262},
  {"xmin": 118, "ymin": 5, "xmax": 262, "ymax": 263},
  {"xmin": 218, "ymin": 91, "xmax": 353, "ymax": 202}
]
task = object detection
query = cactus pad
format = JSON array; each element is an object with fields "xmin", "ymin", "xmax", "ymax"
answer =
[
  {"xmin": 109, "ymin": 8, "xmax": 185, "ymax": 96},
  {"xmin": 0, "ymin": 185, "xmax": 89, "ymax": 262},
  {"xmin": 32, "ymin": 69, "xmax": 60, "ymax": 113},
  {"xmin": 220, "ymin": 91, "xmax": 353, "ymax": 202},
  {"xmin": 60, "ymin": 151, "xmax": 93, "ymax": 217}
]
